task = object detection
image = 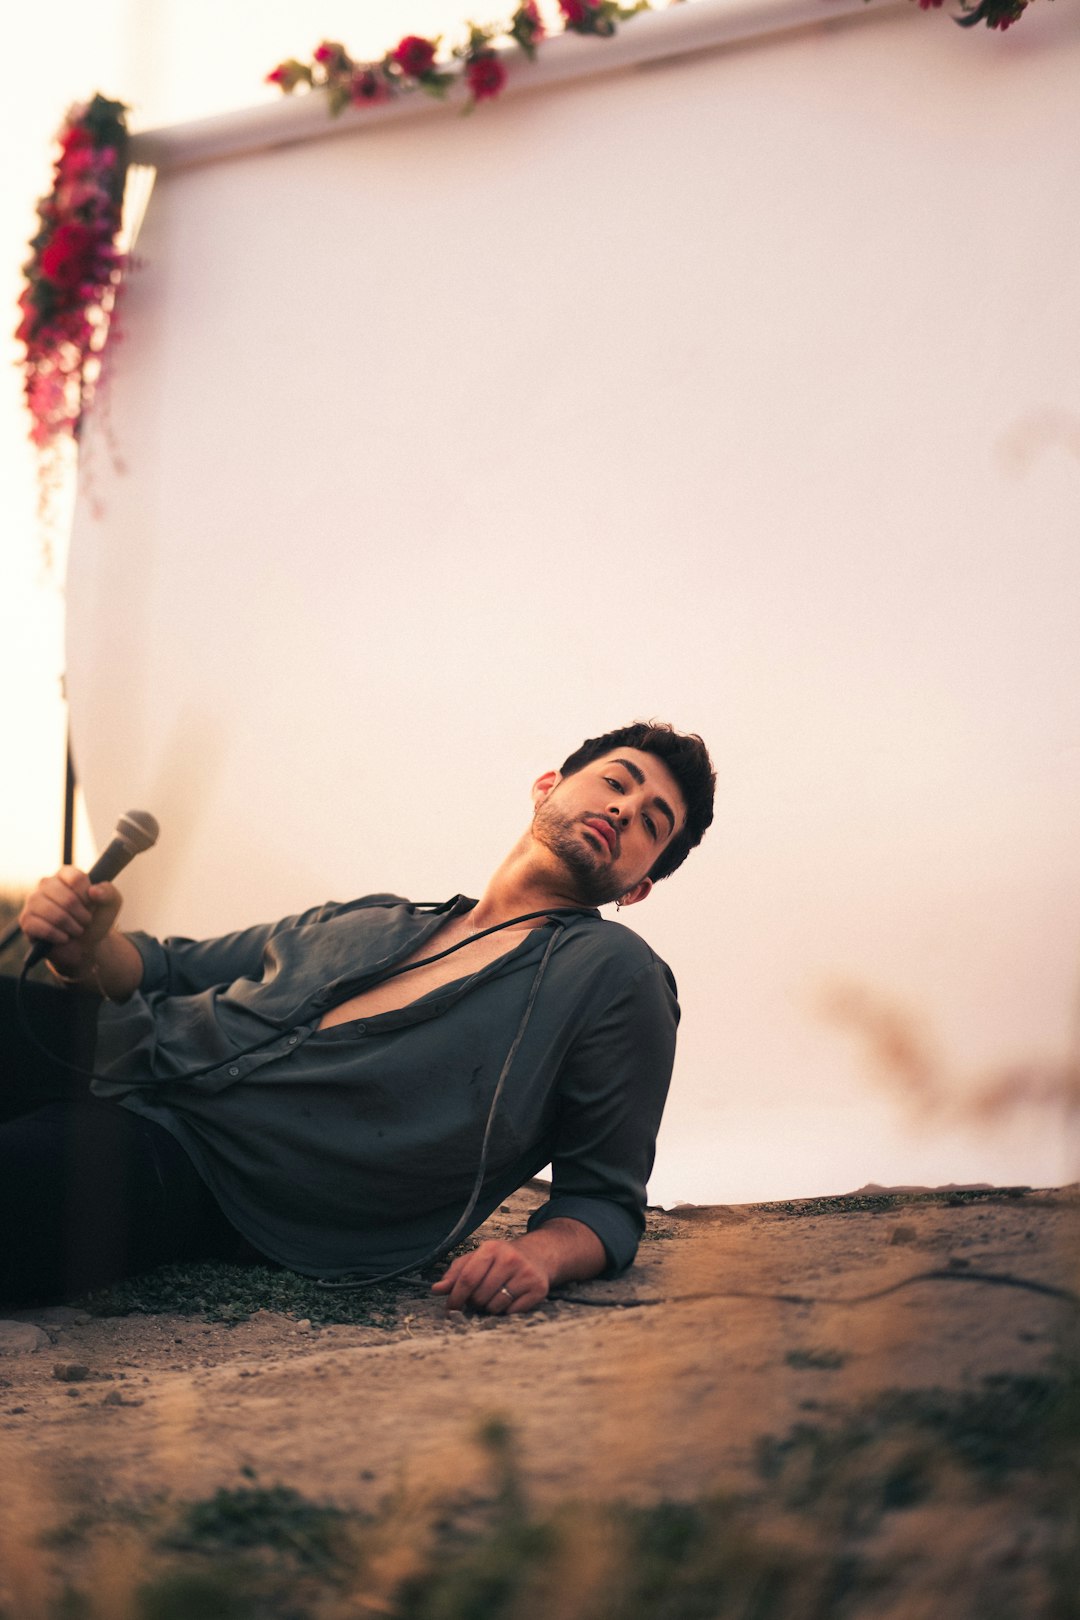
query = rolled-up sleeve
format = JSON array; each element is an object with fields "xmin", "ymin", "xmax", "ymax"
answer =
[
  {"xmin": 125, "ymin": 901, "xmax": 353, "ymax": 997},
  {"xmin": 526, "ymin": 959, "xmax": 679, "ymax": 1272}
]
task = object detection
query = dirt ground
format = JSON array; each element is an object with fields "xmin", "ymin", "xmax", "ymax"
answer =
[{"xmin": 0, "ymin": 1184, "xmax": 1076, "ymax": 1616}]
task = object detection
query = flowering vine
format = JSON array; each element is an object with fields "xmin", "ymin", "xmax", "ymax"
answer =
[
  {"xmin": 266, "ymin": 1, "xmax": 651, "ymax": 117},
  {"xmin": 266, "ymin": 0, "xmax": 1042, "ymax": 120},
  {"xmin": 17, "ymin": 94, "xmax": 129, "ymax": 469},
  {"xmin": 14, "ymin": 0, "xmax": 1044, "ymax": 487}
]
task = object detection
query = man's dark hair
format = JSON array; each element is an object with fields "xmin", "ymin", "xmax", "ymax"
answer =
[{"xmin": 558, "ymin": 721, "xmax": 715, "ymax": 883}]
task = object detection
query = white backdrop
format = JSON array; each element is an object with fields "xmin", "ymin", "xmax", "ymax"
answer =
[{"xmin": 67, "ymin": 0, "xmax": 1080, "ymax": 1203}]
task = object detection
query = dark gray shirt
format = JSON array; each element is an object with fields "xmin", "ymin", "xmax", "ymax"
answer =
[{"xmin": 90, "ymin": 895, "xmax": 679, "ymax": 1277}]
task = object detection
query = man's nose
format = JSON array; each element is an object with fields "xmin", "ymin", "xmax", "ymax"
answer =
[{"xmin": 607, "ymin": 799, "xmax": 631, "ymax": 827}]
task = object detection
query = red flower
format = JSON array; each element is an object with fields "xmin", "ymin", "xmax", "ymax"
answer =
[
  {"xmin": 513, "ymin": 1, "xmax": 547, "ymax": 42},
  {"xmin": 58, "ymin": 144, "xmax": 101, "ymax": 180},
  {"xmin": 313, "ymin": 40, "xmax": 349, "ymax": 71},
  {"xmin": 58, "ymin": 123, "xmax": 94, "ymax": 158},
  {"xmin": 559, "ymin": 0, "xmax": 598, "ymax": 24},
  {"xmin": 39, "ymin": 223, "xmax": 98, "ymax": 289},
  {"xmin": 392, "ymin": 34, "xmax": 437, "ymax": 77},
  {"xmin": 265, "ymin": 59, "xmax": 312, "ymax": 91},
  {"xmin": 350, "ymin": 69, "xmax": 391, "ymax": 105},
  {"xmin": 465, "ymin": 52, "xmax": 507, "ymax": 102}
]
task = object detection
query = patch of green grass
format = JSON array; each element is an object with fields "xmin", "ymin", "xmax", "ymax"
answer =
[
  {"xmin": 135, "ymin": 1569, "xmax": 255, "ymax": 1620},
  {"xmin": 785, "ymin": 1347, "xmax": 847, "ymax": 1371},
  {"xmin": 39, "ymin": 1492, "xmax": 165, "ymax": 1549},
  {"xmin": 165, "ymin": 1483, "xmax": 353, "ymax": 1568},
  {"xmin": 752, "ymin": 1188, "xmax": 1031, "ymax": 1219},
  {"xmin": 758, "ymin": 1367, "xmax": 1078, "ymax": 1516},
  {"xmin": 79, "ymin": 1258, "xmax": 407, "ymax": 1327}
]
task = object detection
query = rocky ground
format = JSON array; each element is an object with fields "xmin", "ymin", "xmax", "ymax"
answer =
[{"xmin": 0, "ymin": 1183, "xmax": 1076, "ymax": 1618}]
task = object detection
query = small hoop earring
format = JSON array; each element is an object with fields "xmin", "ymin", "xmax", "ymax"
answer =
[{"xmin": 615, "ymin": 898, "xmax": 623, "ymax": 911}]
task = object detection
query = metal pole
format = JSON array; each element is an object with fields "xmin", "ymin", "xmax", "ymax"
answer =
[{"xmin": 62, "ymin": 724, "xmax": 76, "ymax": 867}]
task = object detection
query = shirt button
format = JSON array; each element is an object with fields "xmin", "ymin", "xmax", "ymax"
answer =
[
  {"xmin": 354, "ymin": 1023, "xmax": 366, "ymax": 1035},
  {"xmin": 228, "ymin": 1065, "xmax": 240, "ymax": 1077},
  {"xmin": 287, "ymin": 1036, "xmax": 298, "ymax": 1046}
]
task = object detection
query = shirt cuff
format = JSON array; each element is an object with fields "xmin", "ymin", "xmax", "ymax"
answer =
[
  {"xmin": 526, "ymin": 1195, "xmax": 640, "ymax": 1274},
  {"xmin": 125, "ymin": 931, "xmax": 169, "ymax": 992}
]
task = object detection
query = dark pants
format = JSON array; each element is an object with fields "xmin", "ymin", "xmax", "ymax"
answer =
[{"xmin": 0, "ymin": 975, "xmax": 266, "ymax": 1306}]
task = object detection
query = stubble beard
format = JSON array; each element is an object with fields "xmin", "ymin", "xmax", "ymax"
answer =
[{"xmin": 532, "ymin": 801, "xmax": 626, "ymax": 907}]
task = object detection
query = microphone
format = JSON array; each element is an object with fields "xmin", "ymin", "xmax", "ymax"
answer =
[{"xmin": 25, "ymin": 809, "xmax": 160, "ymax": 969}]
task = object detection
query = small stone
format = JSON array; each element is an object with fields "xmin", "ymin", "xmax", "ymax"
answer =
[
  {"xmin": 53, "ymin": 1363, "xmax": 91, "ymax": 1383},
  {"xmin": 101, "ymin": 1389, "xmax": 143, "ymax": 1407},
  {"xmin": 0, "ymin": 1322, "xmax": 49, "ymax": 1357},
  {"xmin": 889, "ymin": 1225, "xmax": 917, "ymax": 1246},
  {"xmin": 11, "ymin": 1306, "xmax": 90, "ymax": 1327},
  {"xmin": 295, "ymin": 1319, "xmax": 312, "ymax": 1332}
]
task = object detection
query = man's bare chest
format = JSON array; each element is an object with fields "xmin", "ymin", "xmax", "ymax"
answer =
[{"xmin": 316, "ymin": 925, "xmax": 534, "ymax": 1030}]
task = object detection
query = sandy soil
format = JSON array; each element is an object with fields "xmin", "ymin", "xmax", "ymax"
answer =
[{"xmin": 0, "ymin": 1185, "xmax": 1076, "ymax": 1613}]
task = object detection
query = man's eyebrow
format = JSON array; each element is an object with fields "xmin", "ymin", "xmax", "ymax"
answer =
[{"xmin": 609, "ymin": 758, "xmax": 677, "ymax": 838}]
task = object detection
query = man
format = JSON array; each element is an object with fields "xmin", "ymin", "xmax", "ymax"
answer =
[{"xmin": 7, "ymin": 722, "xmax": 714, "ymax": 1314}]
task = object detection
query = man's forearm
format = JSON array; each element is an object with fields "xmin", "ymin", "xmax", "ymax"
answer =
[
  {"xmin": 50, "ymin": 930, "xmax": 144, "ymax": 1002},
  {"xmin": 511, "ymin": 1217, "xmax": 607, "ymax": 1288}
]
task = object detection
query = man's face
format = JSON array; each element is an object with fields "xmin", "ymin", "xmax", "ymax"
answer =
[{"xmin": 531, "ymin": 747, "xmax": 687, "ymax": 907}]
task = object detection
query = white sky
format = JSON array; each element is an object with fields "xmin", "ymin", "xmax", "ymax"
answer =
[{"xmin": 1, "ymin": 0, "xmax": 521, "ymax": 894}]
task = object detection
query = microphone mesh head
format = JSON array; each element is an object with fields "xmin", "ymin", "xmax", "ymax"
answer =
[{"xmin": 116, "ymin": 810, "xmax": 160, "ymax": 853}]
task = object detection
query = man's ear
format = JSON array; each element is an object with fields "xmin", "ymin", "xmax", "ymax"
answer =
[
  {"xmin": 617, "ymin": 877, "xmax": 653, "ymax": 908},
  {"xmin": 531, "ymin": 769, "xmax": 560, "ymax": 809}
]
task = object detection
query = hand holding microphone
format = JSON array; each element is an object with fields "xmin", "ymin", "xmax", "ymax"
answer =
[{"xmin": 17, "ymin": 810, "xmax": 159, "ymax": 982}]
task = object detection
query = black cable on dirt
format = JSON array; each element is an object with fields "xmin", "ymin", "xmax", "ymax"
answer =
[{"xmin": 553, "ymin": 1266, "xmax": 1080, "ymax": 1311}]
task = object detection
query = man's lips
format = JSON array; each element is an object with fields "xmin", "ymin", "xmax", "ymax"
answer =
[{"xmin": 582, "ymin": 817, "xmax": 617, "ymax": 856}]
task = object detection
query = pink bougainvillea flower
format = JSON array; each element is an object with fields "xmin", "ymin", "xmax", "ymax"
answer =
[
  {"xmin": 58, "ymin": 123, "xmax": 94, "ymax": 157},
  {"xmin": 20, "ymin": 93, "xmax": 128, "ymax": 469},
  {"xmin": 392, "ymin": 34, "xmax": 438, "ymax": 78},
  {"xmin": 465, "ymin": 52, "xmax": 508, "ymax": 102},
  {"xmin": 40, "ymin": 223, "xmax": 99, "ymax": 289},
  {"xmin": 59, "ymin": 144, "xmax": 103, "ymax": 180}
]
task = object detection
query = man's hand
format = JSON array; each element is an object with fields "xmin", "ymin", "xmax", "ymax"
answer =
[
  {"xmin": 432, "ymin": 1219, "xmax": 607, "ymax": 1315},
  {"xmin": 19, "ymin": 867, "xmax": 122, "ymax": 979},
  {"xmin": 18, "ymin": 868, "xmax": 143, "ymax": 999},
  {"xmin": 432, "ymin": 1238, "xmax": 552, "ymax": 1315}
]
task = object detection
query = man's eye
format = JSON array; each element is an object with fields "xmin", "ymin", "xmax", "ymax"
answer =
[
  {"xmin": 604, "ymin": 777, "xmax": 624, "ymax": 792},
  {"xmin": 644, "ymin": 815, "xmax": 657, "ymax": 839}
]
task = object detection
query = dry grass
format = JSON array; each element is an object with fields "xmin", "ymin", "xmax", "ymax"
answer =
[{"xmin": 4, "ymin": 1358, "xmax": 1077, "ymax": 1620}]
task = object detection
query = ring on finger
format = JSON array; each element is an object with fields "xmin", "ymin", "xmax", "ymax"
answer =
[{"xmin": 499, "ymin": 1286, "xmax": 515, "ymax": 1302}]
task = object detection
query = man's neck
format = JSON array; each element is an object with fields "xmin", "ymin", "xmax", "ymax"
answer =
[{"xmin": 466, "ymin": 834, "xmax": 592, "ymax": 931}]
